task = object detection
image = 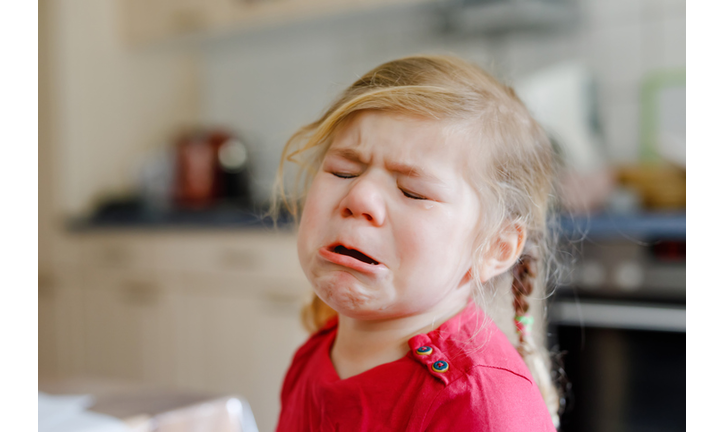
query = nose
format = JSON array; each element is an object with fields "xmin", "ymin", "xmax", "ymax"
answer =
[{"xmin": 339, "ymin": 175, "xmax": 386, "ymax": 226}]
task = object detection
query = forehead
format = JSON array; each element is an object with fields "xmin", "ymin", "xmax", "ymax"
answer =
[{"xmin": 328, "ymin": 111, "xmax": 473, "ymax": 175}]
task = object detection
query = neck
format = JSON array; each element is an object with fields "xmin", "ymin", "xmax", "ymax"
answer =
[{"xmin": 330, "ymin": 288, "xmax": 471, "ymax": 380}]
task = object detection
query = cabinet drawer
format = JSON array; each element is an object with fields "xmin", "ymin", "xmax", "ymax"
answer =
[
  {"xmin": 80, "ymin": 233, "xmax": 158, "ymax": 270},
  {"xmin": 156, "ymin": 231, "xmax": 305, "ymax": 279},
  {"xmin": 83, "ymin": 268, "xmax": 161, "ymax": 298},
  {"xmin": 169, "ymin": 269, "xmax": 310, "ymax": 300}
]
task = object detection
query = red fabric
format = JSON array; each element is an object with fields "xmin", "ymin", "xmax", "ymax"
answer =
[{"xmin": 276, "ymin": 301, "xmax": 556, "ymax": 431}]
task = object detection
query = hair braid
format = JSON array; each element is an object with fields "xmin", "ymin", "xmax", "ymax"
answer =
[
  {"xmin": 512, "ymin": 251, "xmax": 561, "ymax": 428},
  {"xmin": 512, "ymin": 254, "xmax": 537, "ymax": 333}
]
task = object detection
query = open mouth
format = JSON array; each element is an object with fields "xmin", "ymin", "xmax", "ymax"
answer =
[{"xmin": 331, "ymin": 245, "xmax": 379, "ymax": 265}]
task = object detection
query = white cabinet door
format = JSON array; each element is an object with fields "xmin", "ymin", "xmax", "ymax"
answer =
[
  {"xmin": 39, "ymin": 268, "xmax": 86, "ymax": 379},
  {"xmin": 81, "ymin": 269, "xmax": 176, "ymax": 386},
  {"xmin": 39, "ymin": 271, "xmax": 59, "ymax": 377},
  {"xmin": 172, "ymin": 272, "xmax": 309, "ymax": 432}
]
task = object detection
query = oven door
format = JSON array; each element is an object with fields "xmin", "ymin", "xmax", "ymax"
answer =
[{"xmin": 550, "ymin": 299, "xmax": 686, "ymax": 432}]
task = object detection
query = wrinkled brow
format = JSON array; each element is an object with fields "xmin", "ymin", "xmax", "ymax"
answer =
[{"xmin": 326, "ymin": 147, "xmax": 445, "ymax": 183}]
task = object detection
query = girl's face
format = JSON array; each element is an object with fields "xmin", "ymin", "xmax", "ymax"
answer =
[{"xmin": 297, "ymin": 110, "xmax": 482, "ymax": 320}]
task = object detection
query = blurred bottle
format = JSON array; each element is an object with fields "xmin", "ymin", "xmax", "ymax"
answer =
[{"xmin": 138, "ymin": 146, "xmax": 175, "ymax": 215}]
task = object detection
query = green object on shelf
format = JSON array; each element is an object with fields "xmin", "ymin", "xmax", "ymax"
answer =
[{"xmin": 640, "ymin": 69, "xmax": 686, "ymax": 164}]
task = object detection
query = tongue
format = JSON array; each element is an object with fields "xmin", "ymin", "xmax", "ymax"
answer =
[{"xmin": 334, "ymin": 245, "xmax": 378, "ymax": 265}]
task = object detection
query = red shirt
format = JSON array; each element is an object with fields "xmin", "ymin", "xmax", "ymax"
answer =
[{"xmin": 276, "ymin": 301, "xmax": 556, "ymax": 431}]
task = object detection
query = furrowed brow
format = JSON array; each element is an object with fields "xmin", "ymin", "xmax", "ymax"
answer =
[
  {"xmin": 386, "ymin": 161, "xmax": 443, "ymax": 183},
  {"xmin": 327, "ymin": 147, "xmax": 365, "ymax": 163},
  {"xmin": 327, "ymin": 146, "xmax": 445, "ymax": 184}
]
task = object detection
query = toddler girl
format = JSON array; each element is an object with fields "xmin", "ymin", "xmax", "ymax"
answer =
[{"xmin": 274, "ymin": 55, "xmax": 560, "ymax": 431}]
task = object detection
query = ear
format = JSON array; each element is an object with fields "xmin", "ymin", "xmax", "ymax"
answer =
[{"xmin": 476, "ymin": 222, "xmax": 527, "ymax": 283}]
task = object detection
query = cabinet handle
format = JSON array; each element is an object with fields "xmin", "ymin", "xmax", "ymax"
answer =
[
  {"xmin": 121, "ymin": 281, "xmax": 159, "ymax": 306},
  {"xmin": 218, "ymin": 249, "xmax": 260, "ymax": 270},
  {"xmin": 99, "ymin": 247, "xmax": 130, "ymax": 266},
  {"xmin": 265, "ymin": 291, "xmax": 299, "ymax": 305},
  {"xmin": 38, "ymin": 273, "xmax": 55, "ymax": 298},
  {"xmin": 263, "ymin": 291, "xmax": 301, "ymax": 315},
  {"xmin": 172, "ymin": 8, "xmax": 206, "ymax": 32}
]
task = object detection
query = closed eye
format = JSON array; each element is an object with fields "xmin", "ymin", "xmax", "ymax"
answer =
[
  {"xmin": 401, "ymin": 189, "xmax": 427, "ymax": 200},
  {"xmin": 332, "ymin": 172, "xmax": 357, "ymax": 179},
  {"xmin": 331, "ymin": 171, "xmax": 427, "ymax": 200}
]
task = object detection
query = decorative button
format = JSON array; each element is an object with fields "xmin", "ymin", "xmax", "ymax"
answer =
[
  {"xmin": 415, "ymin": 346, "xmax": 433, "ymax": 356},
  {"xmin": 432, "ymin": 360, "xmax": 449, "ymax": 373}
]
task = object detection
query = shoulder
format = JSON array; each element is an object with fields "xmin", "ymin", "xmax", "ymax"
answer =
[
  {"xmin": 422, "ymin": 365, "xmax": 555, "ymax": 432},
  {"xmin": 408, "ymin": 304, "xmax": 554, "ymax": 431},
  {"xmin": 409, "ymin": 303, "xmax": 534, "ymax": 386},
  {"xmin": 422, "ymin": 327, "xmax": 554, "ymax": 431}
]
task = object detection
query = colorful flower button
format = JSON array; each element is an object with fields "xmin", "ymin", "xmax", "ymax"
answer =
[
  {"xmin": 415, "ymin": 346, "xmax": 433, "ymax": 356},
  {"xmin": 432, "ymin": 360, "xmax": 449, "ymax": 373}
]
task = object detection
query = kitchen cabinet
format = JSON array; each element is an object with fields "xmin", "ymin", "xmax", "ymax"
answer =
[
  {"xmin": 81, "ymin": 268, "xmax": 177, "ymax": 386},
  {"xmin": 38, "ymin": 228, "xmax": 311, "ymax": 432},
  {"xmin": 38, "ymin": 268, "xmax": 86, "ymax": 379},
  {"xmin": 38, "ymin": 273, "xmax": 59, "ymax": 376},
  {"xmin": 172, "ymin": 272, "xmax": 308, "ymax": 431},
  {"xmin": 121, "ymin": 0, "xmax": 429, "ymax": 46}
]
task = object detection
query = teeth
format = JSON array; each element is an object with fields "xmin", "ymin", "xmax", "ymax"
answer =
[{"xmin": 333, "ymin": 245, "xmax": 379, "ymax": 265}]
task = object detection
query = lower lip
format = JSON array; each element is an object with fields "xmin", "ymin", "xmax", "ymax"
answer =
[{"xmin": 318, "ymin": 248, "xmax": 384, "ymax": 274}]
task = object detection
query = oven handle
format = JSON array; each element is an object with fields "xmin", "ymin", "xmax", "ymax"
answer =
[{"xmin": 550, "ymin": 300, "xmax": 686, "ymax": 333}]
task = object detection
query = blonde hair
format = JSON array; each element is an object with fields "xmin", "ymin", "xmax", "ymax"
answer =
[{"xmin": 272, "ymin": 54, "xmax": 561, "ymax": 425}]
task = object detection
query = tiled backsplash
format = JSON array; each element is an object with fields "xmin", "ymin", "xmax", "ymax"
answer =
[{"xmin": 199, "ymin": 0, "xmax": 685, "ymax": 203}]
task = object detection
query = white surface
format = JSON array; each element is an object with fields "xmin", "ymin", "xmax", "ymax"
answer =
[
  {"xmin": 38, "ymin": 392, "xmax": 131, "ymax": 432},
  {"xmin": 515, "ymin": 61, "xmax": 604, "ymax": 172}
]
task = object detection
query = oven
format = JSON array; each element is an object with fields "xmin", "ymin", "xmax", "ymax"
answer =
[{"xmin": 550, "ymin": 214, "xmax": 685, "ymax": 432}]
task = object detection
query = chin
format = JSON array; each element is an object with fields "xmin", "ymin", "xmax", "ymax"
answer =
[{"xmin": 314, "ymin": 276, "xmax": 386, "ymax": 320}]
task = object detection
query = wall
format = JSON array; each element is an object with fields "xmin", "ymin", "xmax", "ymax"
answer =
[
  {"xmin": 39, "ymin": 0, "xmax": 55, "ymax": 268},
  {"xmin": 46, "ymin": 0, "xmax": 201, "ymax": 218},
  {"xmin": 499, "ymin": 0, "xmax": 686, "ymax": 162},
  {"xmin": 198, "ymin": 4, "xmax": 499, "ymax": 204},
  {"xmin": 199, "ymin": 0, "xmax": 685, "ymax": 203},
  {"xmin": 44, "ymin": 0, "xmax": 685, "ymax": 217}
]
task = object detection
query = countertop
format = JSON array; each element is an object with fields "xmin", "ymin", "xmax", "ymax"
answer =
[{"xmin": 69, "ymin": 204, "xmax": 685, "ymax": 242}]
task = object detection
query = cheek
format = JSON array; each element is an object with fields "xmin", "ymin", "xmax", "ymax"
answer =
[
  {"xmin": 396, "ymin": 208, "xmax": 476, "ymax": 273},
  {"xmin": 297, "ymin": 176, "xmax": 343, "ymax": 268},
  {"xmin": 395, "ymin": 214, "xmax": 448, "ymax": 266},
  {"xmin": 298, "ymin": 178, "xmax": 330, "ymax": 234},
  {"xmin": 297, "ymin": 189, "xmax": 323, "ymax": 264}
]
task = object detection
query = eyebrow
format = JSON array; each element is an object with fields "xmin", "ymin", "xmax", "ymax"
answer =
[{"xmin": 326, "ymin": 147, "xmax": 444, "ymax": 183}]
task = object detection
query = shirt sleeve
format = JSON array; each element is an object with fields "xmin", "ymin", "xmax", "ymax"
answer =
[{"xmin": 422, "ymin": 366, "xmax": 556, "ymax": 432}]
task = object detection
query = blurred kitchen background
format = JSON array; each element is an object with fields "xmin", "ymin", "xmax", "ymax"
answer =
[{"xmin": 38, "ymin": 0, "xmax": 685, "ymax": 431}]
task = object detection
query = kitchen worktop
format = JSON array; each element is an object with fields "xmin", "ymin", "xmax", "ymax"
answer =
[
  {"xmin": 69, "ymin": 204, "xmax": 685, "ymax": 241},
  {"xmin": 557, "ymin": 211, "xmax": 686, "ymax": 240},
  {"xmin": 67, "ymin": 205, "xmax": 295, "ymax": 232}
]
